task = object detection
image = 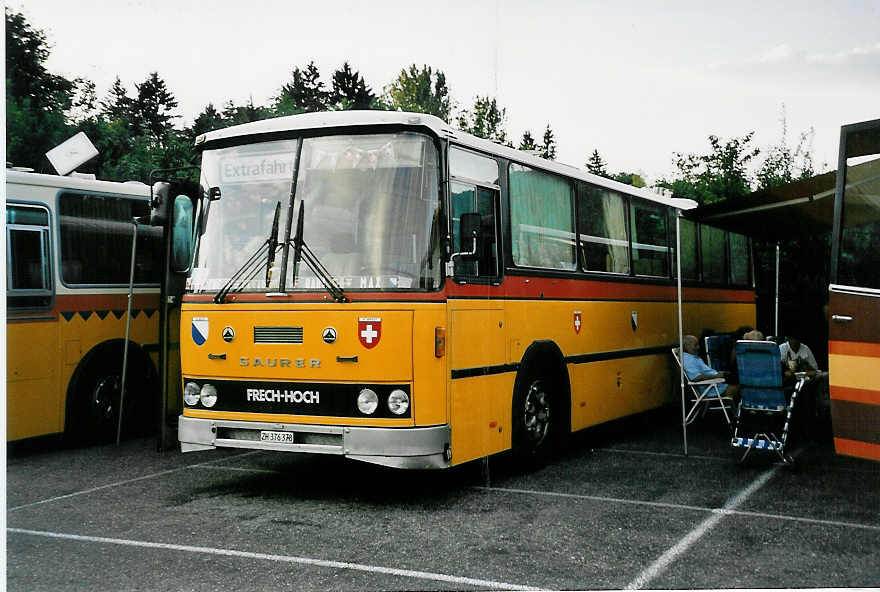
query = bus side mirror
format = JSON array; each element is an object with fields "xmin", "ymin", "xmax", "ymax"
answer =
[
  {"xmin": 171, "ymin": 196, "xmax": 194, "ymax": 273},
  {"xmin": 151, "ymin": 182, "xmax": 171, "ymax": 227},
  {"xmin": 458, "ymin": 212, "xmax": 483, "ymax": 259}
]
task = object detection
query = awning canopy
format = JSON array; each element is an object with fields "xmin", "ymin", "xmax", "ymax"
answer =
[
  {"xmin": 689, "ymin": 170, "xmax": 837, "ymax": 241},
  {"xmin": 689, "ymin": 155, "xmax": 880, "ymax": 242}
]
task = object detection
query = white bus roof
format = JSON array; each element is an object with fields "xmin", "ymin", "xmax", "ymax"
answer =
[
  {"xmin": 196, "ymin": 110, "xmax": 689, "ymax": 210},
  {"xmin": 6, "ymin": 170, "xmax": 150, "ymax": 198}
]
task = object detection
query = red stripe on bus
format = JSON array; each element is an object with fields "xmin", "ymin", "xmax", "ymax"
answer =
[
  {"xmin": 829, "ymin": 340, "xmax": 880, "ymax": 358},
  {"xmin": 55, "ymin": 293, "xmax": 161, "ymax": 311},
  {"xmin": 830, "ymin": 385, "xmax": 880, "ymax": 406},
  {"xmin": 833, "ymin": 438, "xmax": 880, "ymax": 462},
  {"xmin": 182, "ymin": 279, "xmax": 754, "ymax": 304}
]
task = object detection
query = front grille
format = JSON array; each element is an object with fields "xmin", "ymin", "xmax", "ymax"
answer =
[{"xmin": 254, "ymin": 326, "xmax": 303, "ymax": 344}]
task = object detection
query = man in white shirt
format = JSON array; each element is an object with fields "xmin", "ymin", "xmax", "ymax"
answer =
[{"xmin": 779, "ymin": 336, "xmax": 818, "ymax": 378}]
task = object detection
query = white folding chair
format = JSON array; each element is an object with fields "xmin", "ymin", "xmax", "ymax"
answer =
[{"xmin": 672, "ymin": 348, "xmax": 733, "ymax": 426}]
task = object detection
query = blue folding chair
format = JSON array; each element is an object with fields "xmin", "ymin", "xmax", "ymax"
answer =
[
  {"xmin": 705, "ymin": 334, "xmax": 733, "ymax": 373},
  {"xmin": 731, "ymin": 340, "xmax": 805, "ymax": 463}
]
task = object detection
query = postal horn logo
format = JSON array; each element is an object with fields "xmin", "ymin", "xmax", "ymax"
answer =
[
  {"xmin": 358, "ymin": 317, "xmax": 382, "ymax": 349},
  {"xmin": 192, "ymin": 317, "xmax": 209, "ymax": 346}
]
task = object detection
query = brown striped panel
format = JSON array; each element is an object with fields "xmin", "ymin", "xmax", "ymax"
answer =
[
  {"xmin": 829, "ymin": 290, "xmax": 880, "ymax": 343},
  {"xmin": 830, "ymin": 399, "xmax": 880, "ymax": 446}
]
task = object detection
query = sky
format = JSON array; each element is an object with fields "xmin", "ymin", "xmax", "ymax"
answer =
[{"xmin": 10, "ymin": 0, "xmax": 880, "ymax": 183}]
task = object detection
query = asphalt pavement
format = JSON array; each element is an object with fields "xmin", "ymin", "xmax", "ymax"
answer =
[{"xmin": 7, "ymin": 408, "xmax": 879, "ymax": 590}]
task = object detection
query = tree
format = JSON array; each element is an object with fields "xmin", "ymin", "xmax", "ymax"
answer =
[
  {"xmin": 756, "ymin": 109, "xmax": 816, "ymax": 190},
  {"xmin": 101, "ymin": 77, "xmax": 134, "ymax": 124},
  {"xmin": 613, "ymin": 172, "xmax": 646, "ymax": 187},
  {"xmin": 457, "ymin": 96, "xmax": 508, "ymax": 144},
  {"xmin": 585, "ymin": 149, "xmax": 610, "ymax": 178},
  {"xmin": 384, "ymin": 64, "xmax": 451, "ymax": 121},
  {"xmin": 329, "ymin": 62, "xmax": 377, "ymax": 110},
  {"xmin": 222, "ymin": 98, "xmax": 271, "ymax": 126},
  {"xmin": 133, "ymin": 72, "xmax": 179, "ymax": 147},
  {"xmin": 540, "ymin": 124, "xmax": 556, "ymax": 160},
  {"xmin": 519, "ymin": 130, "xmax": 538, "ymax": 152},
  {"xmin": 5, "ymin": 8, "xmax": 76, "ymax": 168},
  {"xmin": 275, "ymin": 61, "xmax": 329, "ymax": 115},
  {"xmin": 657, "ymin": 132, "xmax": 760, "ymax": 204}
]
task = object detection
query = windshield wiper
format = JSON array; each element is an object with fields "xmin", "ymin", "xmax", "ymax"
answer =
[
  {"xmin": 213, "ymin": 202, "xmax": 282, "ymax": 304},
  {"xmin": 288, "ymin": 200, "xmax": 348, "ymax": 303}
]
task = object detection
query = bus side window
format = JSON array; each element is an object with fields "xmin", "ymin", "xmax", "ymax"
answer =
[
  {"xmin": 451, "ymin": 181, "xmax": 499, "ymax": 280},
  {"xmin": 6, "ymin": 204, "xmax": 52, "ymax": 309}
]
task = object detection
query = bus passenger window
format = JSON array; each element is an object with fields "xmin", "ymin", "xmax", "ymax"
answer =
[
  {"xmin": 577, "ymin": 184, "xmax": 629, "ymax": 274},
  {"xmin": 630, "ymin": 201, "xmax": 669, "ymax": 277},
  {"xmin": 729, "ymin": 232, "xmax": 750, "ymax": 286},
  {"xmin": 7, "ymin": 205, "xmax": 52, "ymax": 309},
  {"xmin": 700, "ymin": 225, "xmax": 727, "ymax": 284},
  {"xmin": 509, "ymin": 163, "xmax": 577, "ymax": 270}
]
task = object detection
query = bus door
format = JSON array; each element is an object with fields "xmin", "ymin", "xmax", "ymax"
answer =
[
  {"xmin": 830, "ymin": 119, "xmax": 880, "ymax": 461},
  {"xmin": 6, "ymin": 202, "xmax": 61, "ymax": 439},
  {"xmin": 447, "ymin": 147, "xmax": 507, "ymax": 464}
]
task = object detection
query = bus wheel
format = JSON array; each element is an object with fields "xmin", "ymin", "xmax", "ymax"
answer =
[
  {"xmin": 512, "ymin": 374, "xmax": 557, "ymax": 468},
  {"xmin": 69, "ymin": 350, "xmax": 153, "ymax": 444}
]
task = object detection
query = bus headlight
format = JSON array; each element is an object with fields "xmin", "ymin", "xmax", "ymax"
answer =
[
  {"xmin": 183, "ymin": 382, "xmax": 201, "ymax": 406},
  {"xmin": 387, "ymin": 389, "xmax": 410, "ymax": 415},
  {"xmin": 357, "ymin": 389, "xmax": 378, "ymax": 415},
  {"xmin": 200, "ymin": 384, "xmax": 218, "ymax": 408}
]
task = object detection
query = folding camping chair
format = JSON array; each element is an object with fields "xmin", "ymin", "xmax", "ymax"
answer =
[
  {"xmin": 672, "ymin": 348, "xmax": 733, "ymax": 426},
  {"xmin": 705, "ymin": 334, "xmax": 733, "ymax": 373},
  {"xmin": 731, "ymin": 340, "xmax": 806, "ymax": 464}
]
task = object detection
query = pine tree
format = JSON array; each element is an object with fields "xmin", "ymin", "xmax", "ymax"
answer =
[
  {"xmin": 275, "ymin": 61, "xmax": 329, "ymax": 115},
  {"xmin": 457, "ymin": 96, "xmax": 507, "ymax": 144},
  {"xmin": 540, "ymin": 124, "xmax": 556, "ymax": 160},
  {"xmin": 329, "ymin": 62, "xmax": 376, "ymax": 110},
  {"xmin": 585, "ymin": 149, "xmax": 610, "ymax": 178},
  {"xmin": 133, "ymin": 72, "xmax": 179, "ymax": 146},
  {"xmin": 519, "ymin": 130, "xmax": 538, "ymax": 151}
]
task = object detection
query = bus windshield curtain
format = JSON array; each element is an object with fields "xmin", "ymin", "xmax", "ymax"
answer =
[{"xmin": 601, "ymin": 191, "xmax": 628, "ymax": 273}]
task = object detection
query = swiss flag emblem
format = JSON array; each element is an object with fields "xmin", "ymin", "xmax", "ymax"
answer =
[
  {"xmin": 573, "ymin": 311, "xmax": 582, "ymax": 334},
  {"xmin": 358, "ymin": 317, "xmax": 382, "ymax": 349}
]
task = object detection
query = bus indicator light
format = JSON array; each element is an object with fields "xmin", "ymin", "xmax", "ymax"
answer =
[{"xmin": 435, "ymin": 327, "xmax": 446, "ymax": 358}]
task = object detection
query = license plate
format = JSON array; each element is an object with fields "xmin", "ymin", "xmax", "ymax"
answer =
[{"xmin": 260, "ymin": 430, "xmax": 293, "ymax": 443}]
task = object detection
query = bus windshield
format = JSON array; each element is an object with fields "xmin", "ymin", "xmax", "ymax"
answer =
[{"xmin": 191, "ymin": 132, "xmax": 443, "ymax": 294}]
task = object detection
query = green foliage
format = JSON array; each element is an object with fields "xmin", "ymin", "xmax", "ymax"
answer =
[
  {"xmin": 274, "ymin": 61, "xmax": 329, "ymax": 115},
  {"xmin": 384, "ymin": 64, "xmax": 451, "ymax": 121},
  {"xmin": 540, "ymin": 124, "xmax": 556, "ymax": 160},
  {"xmin": 585, "ymin": 149, "xmax": 609, "ymax": 178},
  {"xmin": 457, "ymin": 96, "xmax": 508, "ymax": 144},
  {"xmin": 519, "ymin": 130, "xmax": 538, "ymax": 152},
  {"xmin": 657, "ymin": 132, "xmax": 760, "ymax": 204},
  {"xmin": 756, "ymin": 120, "xmax": 816, "ymax": 190},
  {"xmin": 614, "ymin": 172, "xmax": 646, "ymax": 187},
  {"xmin": 329, "ymin": 61, "xmax": 378, "ymax": 110}
]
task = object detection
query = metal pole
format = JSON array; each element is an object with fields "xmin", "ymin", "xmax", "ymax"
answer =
[
  {"xmin": 775, "ymin": 243, "xmax": 780, "ymax": 337},
  {"xmin": 118, "ymin": 218, "xmax": 139, "ymax": 446},
  {"xmin": 677, "ymin": 210, "xmax": 687, "ymax": 456}
]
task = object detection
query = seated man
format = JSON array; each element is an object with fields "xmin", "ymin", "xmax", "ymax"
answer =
[
  {"xmin": 682, "ymin": 334, "xmax": 739, "ymax": 398},
  {"xmin": 779, "ymin": 335, "xmax": 819, "ymax": 379},
  {"xmin": 743, "ymin": 329, "xmax": 765, "ymax": 341}
]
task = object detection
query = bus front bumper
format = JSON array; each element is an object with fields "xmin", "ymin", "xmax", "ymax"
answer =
[{"xmin": 179, "ymin": 415, "xmax": 451, "ymax": 470}]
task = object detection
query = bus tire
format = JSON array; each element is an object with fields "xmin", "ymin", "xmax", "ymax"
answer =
[
  {"xmin": 66, "ymin": 343, "xmax": 156, "ymax": 444},
  {"xmin": 511, "ymin": 360, "xmax": 568, "ymax": 469}
]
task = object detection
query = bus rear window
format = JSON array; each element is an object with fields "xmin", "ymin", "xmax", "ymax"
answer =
[{"xmin": 59, "ymin": 193, "xmax": 163, "ymax": 286}]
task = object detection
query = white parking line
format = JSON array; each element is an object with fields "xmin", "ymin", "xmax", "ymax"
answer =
[
  {"xmin": 7, "ymin": 451, "xmax": 262, "ymax": 512},
  {"xmin": 8, "ymin": 528, "xmax": 541, "ymax": 591},
  {"xmin": 625, "ymin": 464, "xmax": 780, "ymax": 590}
]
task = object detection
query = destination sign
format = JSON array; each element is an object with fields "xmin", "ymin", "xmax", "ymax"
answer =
[{"xmin": 219, "ymin": 152, "xmax": 295, "ymax": 184}]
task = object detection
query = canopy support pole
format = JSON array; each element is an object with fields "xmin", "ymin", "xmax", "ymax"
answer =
[
  {"xmin": 118, "ymin": 218, "xmax": 139, "ymax": 446},
  {"xmin": 774, "ymin": 243, "xmax": 780, "ymax": 337},
  {"xmin": 676, "ymin": 210, "xmax": 687, "ymax": 456}
]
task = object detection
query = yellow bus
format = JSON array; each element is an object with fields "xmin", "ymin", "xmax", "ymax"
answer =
[
  {"xmin": 6, "ymin": 170, "xmax": 163, "ymax": 443},
  {"xmin": 175, "ymin": 111, "xmax": 755, "ymax": 468},
  {"xmin": 829, "ymin": 117, "xmax": 880, "ymax": 462}
]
